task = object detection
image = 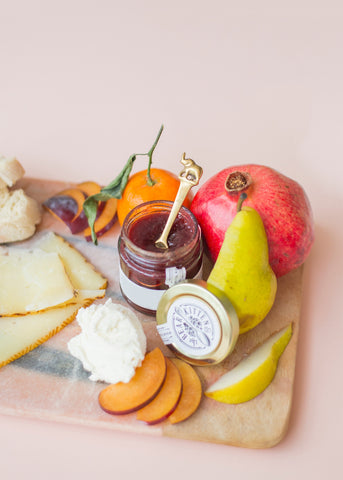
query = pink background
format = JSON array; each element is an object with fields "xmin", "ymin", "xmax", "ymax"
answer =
[{"xmin": 0, "ymin": 1, "xmax": 342, "ymax": 479}]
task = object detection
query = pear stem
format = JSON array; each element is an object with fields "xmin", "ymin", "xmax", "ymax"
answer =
[{"xmin": 237, "ymin": 192, "xmax": 247, "ymax": 213}]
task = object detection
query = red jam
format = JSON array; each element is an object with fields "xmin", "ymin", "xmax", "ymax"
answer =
[
  {"xmin": 128, "ymin": 211, "xmax": 196, "ymax": 252},
  {"xmin": 118, "ymin": 201, "xmax": 203, "ymax": 315}
]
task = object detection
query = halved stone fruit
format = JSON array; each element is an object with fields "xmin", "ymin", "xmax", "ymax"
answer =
[
  {"xmin": 43, "ymin": 181, "xmax": 116, "ymax": 240},
  {"xmin": 44, "ymin": 188, "xmax": 88, "ymax": 234}
]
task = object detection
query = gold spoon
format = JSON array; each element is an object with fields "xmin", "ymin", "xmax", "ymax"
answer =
[{"xmin": 155, "ymin": 153, "xmax": 203, "ymax": 250}]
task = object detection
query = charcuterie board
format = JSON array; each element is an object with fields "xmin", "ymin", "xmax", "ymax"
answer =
[{"xmin": 0, "ymin": 178, "xmax": 304, "ymax": 448}]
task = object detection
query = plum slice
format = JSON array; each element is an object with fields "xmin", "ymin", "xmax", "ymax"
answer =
[
  {"xmin": 44, "ymin": 182, "xmax": 112, "ymax": 236},
  {"xmin": 44, "ymin": 188, "xmax": 88, "ymax": 234},
  {"xmin": 77, "ymin": 181, "xmax": 101, "ymax": 196},
  {"xmin": 168, "ymin": 358, "xmax": 202, "ymax": 424},
  {"xmin": 98, "ymin": 348, "xmax": 167, "ymax": 415},
  {"xmin": 136, "ymin": 357, "xmax": 182, "ymax": 425},
  {"xmin": 84, "ymin": 198, "xmax": 117, "ymax": 241}
]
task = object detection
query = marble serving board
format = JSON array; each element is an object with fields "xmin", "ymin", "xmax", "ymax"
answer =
[{"xmin": 0, "ymin": 178, "xmax": 304, "ymax": 448}]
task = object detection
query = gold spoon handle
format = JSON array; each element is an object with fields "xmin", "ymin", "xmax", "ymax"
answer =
[
  {"xmin": 155, "ymin": 180, "xmax": 192, "ymax": 249},
  {"xmin": 155, "ymin": 153, "xmax": 203, "ymax": 250}
]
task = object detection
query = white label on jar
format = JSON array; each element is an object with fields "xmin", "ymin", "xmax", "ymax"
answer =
[
  {"xmin": 119, "ymin": 267, "xmax": 165, "ymax": 311},
  {"xmin": 119, "ymin": 263, "xmax": 203, "ymax": 312},
  {"xmin": 165, "ymin": 267, "xmax": 186, "ymax": 287},
  {"xmin": 157, "ymin": 295, "xmax": 221, "ymax": 356}
]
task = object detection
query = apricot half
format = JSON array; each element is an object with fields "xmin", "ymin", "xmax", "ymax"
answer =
[
  {"xmin": 98, "ymin": 348, "xmax": 167, "ymax": 415},
  {"xmin": 136, "ymin": 357, "xmax": 182, "ymax": 425}
]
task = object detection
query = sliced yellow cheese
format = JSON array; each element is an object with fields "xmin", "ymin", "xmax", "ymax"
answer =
[
  {"xmin": 51, "ymin": 289, "xmax": 106, "ymax": 308},
  {"xmin": 0, "ymin": 232, "xmax": 109, "ymax": 369},
  {"xmin": 0, "ymin": 303, "xmax": 81, "ymax": 368},
  {"xmin": 0, "ymin": 289, "xmax": 107, "ymax": 368},
  {"xmin": 71, "ymin": 289, "xmax": 106, "ymax": 303},
  {"xmin": 0, "ymin": 249, "xmax": 75, "ymax": 316},
  {"xmin": 36, "ymin": 232, "xmax": 107, "ymax": 290}
]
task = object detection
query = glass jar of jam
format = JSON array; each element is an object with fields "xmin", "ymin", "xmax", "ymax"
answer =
[{"xmin": 118, "ymin": 200, "xmax": 203, "ymax": 315}]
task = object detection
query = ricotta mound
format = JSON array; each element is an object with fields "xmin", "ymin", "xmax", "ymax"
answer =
[{"xmin": 68, "ymin": 299, "xmax": 147, "ymax": 384}]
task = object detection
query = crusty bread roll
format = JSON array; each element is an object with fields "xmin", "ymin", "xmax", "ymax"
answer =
[
  {"xmin": 0, "ymin": 155, "xmax": 25, "ymax": 187},
  {"xmin": 0, "ymin": 187, "xmax": 9, "ymax": 208},
  {"xmin": 0, "ymin": 177, "xmax": 7, "ymax": 191},
  {"xmin": 0, "ymin": 155, "xmax": 41, "ymax": 243},
  {"xmin": 0, "ymin": 189, "xmax": 41, "ymax": 243}
]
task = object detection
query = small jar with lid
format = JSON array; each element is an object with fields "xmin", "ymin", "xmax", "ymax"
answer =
[
  {"xmin": 118, "ymin": 200, "xmax": 203, "ymax": 315},
  {"xmin": 156, "ymin": 279, "xmax": 240, "ymax": 365}
]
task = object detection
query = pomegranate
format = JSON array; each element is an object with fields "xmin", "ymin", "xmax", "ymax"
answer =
[{"xmin": 191, "ymin": 164, "xmax": 314, "ymax": 277}]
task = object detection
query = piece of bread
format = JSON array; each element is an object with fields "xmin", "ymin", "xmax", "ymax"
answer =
[
  {"xmin": 0, "ymin": 155, "xmax": 42, "ymax": 243},
  {"xmin": 0, "ymin": 187, "xmax": 10, "ymax": 208},
  {"xmin": 0, "ymin": 177, "xmax": 7, "ymax": 191},
  {"xmin": 0, "ymin": 155, "xmax": 25, "ymax": 187},
  {"xmin": 0, "ymin": 188, "xmax": 42, "ymax": 243}
]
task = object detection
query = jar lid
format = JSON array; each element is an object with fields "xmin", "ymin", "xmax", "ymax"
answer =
[{"xmin": 156, "ymin": 279, "xmax": 239, "ymax": 366}]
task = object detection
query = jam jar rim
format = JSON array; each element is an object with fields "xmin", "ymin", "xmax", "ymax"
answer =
[{"xmin": 119, "ymin": 200, "xmax": 201, "ymax": 260}]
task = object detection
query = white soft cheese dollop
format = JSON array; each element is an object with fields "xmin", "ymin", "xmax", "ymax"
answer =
[{"xmin": 68, "ymin": 299, "xmax": 146, "ymax": 384}]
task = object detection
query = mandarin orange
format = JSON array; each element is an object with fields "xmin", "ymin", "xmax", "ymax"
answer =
[{"xmin": 117, "ymin": 168, "xmax": 192, "ymax": 225}]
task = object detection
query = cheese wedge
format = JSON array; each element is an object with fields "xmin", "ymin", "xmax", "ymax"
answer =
[
  {"xmin": 0, "ymin": 290, "xmax": 108, "ymax": 368},
  {"xmin": 72, "ymin": 289, "xmax": 106, "ymax": 303},
  {"xmin": 36, "ymin": 232, "xmax": 107, "ymax": 290},
  {"xmin": 0, "ymin": 304, "xmax": 81, "ymax": 368},
  {"xmin": 0, "ymin": 233, "xmax": 108, "ymax": 368},
  {"xmin": 0, "ymin": 249, "xmax": 76, "ymax": 316},
  {"xmin": 52, "ymin": 289, "xmax": 106, "ymax": 308}
]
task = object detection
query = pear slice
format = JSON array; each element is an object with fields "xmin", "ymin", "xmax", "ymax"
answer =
[{"xmin": 205, "ymin": 324, "xmax": 292, "ymax": 404}]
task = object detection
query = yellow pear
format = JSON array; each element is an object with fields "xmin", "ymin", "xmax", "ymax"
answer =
[
  {"xmin": 205, "ymin": 324, "xmax": 292, "ymax": 404},
  {"xmin": 207, "ymin": 193, "xmax": 277, "ymax": 333}
]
